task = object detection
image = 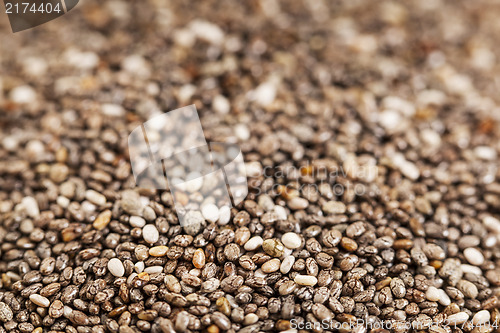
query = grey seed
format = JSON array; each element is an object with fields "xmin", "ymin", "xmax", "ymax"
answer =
[
  {"xmin": 212, "ymin": 311, "xmax": 231, "ymax": 330},
  {"xmin": 121, "ymin": 190, "xmax": 142, "ymax": 215},
  {"xmin": 390, "ymin": 278, "xmax": 407, "ymax": 298},
  {"xmin": 312, "ymin": 303, "xmax": 333, "ymax": 321},
  {"xmin": 457, "ymin": 280, "xmax": 479, "ymax": 298},
  {"xmin": 411, "ymin": 247, "xmax": 429, "ymax": 266},
  {"xmin": 423, "ymin": 243, "xmax": 446, "ymax": 260},
  {"xmin": 0, "ymin": 302, "xmax": 13, "ymax": 322}
]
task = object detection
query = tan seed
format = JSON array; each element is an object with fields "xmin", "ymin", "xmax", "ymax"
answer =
[
  {"xmin": 149, "ymin": 246, "xmax": 169, "ymax": 257},
  {"xmin": 340, "ymin": 237, "xmax": 358, "ymax": 252},
  {"xmin": 393, "ymin": 239, "xmax": 413, "ymax": 250},
  {"xmin": 216, "ymin": 297, "xmax": 231, "ymax": 317},
  {"xmin": 193, "ymin": 248, "xmax": 206, "ymax": 269},
  {"xmin": 207, "ymin": 324, "xmax": 219, "ymax": 333},
  {"xmin": 93, "ymin": 210, "xmax": 112, "ymax": 231}
]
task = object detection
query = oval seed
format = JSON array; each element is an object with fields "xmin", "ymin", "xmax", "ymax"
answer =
[
  {"xmin": 29, "ymin": 294, "xmax": 50, "ymax": 307},
  {"xmin": 143, "ymin": 224, "xmax": 159, "ymax": 244},
  {"xmin": 193, "ymin": 248, "xmax": 206, "ymax": 269},
  {"xmin": 281, "ymin": 232, "xmax": 301, "ymax": 249},
  {"xmin": 261, "ymin": 259, "xmax": 281, "ymax": 273},
  {"xmin": 244, "ymin": 236, "xmax": 263, "ymax": 251},
  {"xmin": 108, "ymin": 258, "xmax": 125, "ymax": 277},
  {"xmin": 294, "ymin": 274, "xmax": 318, "ymax": 286},
  {"xmin": 149, "ymin": 246, "xmax": 169, "ymax": 257}
]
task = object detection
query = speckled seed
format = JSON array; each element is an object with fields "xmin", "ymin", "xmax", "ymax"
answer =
[
  {"xmin": 29, "ymin": 294, "xmax": 50, "ymax": 307},
  {"xmin": 108, "ymin": 258, "xmax": 125, "ymax": 277},
  {"xmin": 0, "ymin": 302, "xmax": 13, "ymax": 322},
  {"xmin": 426, "ymin": 286, "xmax": 440, "ymax": 301},
  {"xmin": 281, "ymin": 232, "xmax": 301, "ymax": 249},
  {"xmin": 244, "ymin": 236, "xmax": 263, "ymax": 251},
  {"xmin": 280, "ymin": 256, "xmax": 295, "ymax": 274},
  {"xmin": 472, "ymin": 310, "xmax": 491, "ymax": 325},
  {"xmin": 457, "ymin": 280, "xmax": 478, "ymax": 298},
  {"xmin": 143, "ymin": 224, "xmax": 159, "ymax": 244},
  {"xmin": 193, "ymin": 248, "xmax": 206, "ymax": 269},
  {"xmin": 294, "ymin": 274, "xmax": 318, "ymax": 286},
  {"xmin": 49, "ymin": 300, "xmax": 64, "ymax": 318},
  {"xmin": 202, "ymin": 204, "xmax": 220, "ymax": 223},
  {"xmin": 262, "ymin": 239, "xmax": 285, "ymax": 257},
  {"xmin": 149, "ymin": 246, "xmax": 169, "ymax": 257},
  {"xmin": 446, "ymin": 312, "xmax": 469, "ymax": 325},
  {"xmin": 93, "ymin": 210, "xmax": 112, "ymax": 230},
  {"xmin": 463, "ymin": 248, "xmax": 485, "ymax": 266},
  {"xmin": 261, "ymin": 259, "xmax": 281, "ymax": 273}
]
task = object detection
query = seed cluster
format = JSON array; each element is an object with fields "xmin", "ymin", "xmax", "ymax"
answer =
[{"xmin": 1, "ymin": 0, "xmax": 500, "ymax": 333}]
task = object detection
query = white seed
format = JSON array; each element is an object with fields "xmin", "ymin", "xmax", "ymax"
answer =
[
  {"xmin": 438, "ymin": 288, "xmax": 451, "ymax": 306},
  {"xmin": 261, "ymin": 259, "xmax": 281, "ymax": 273},
  {"xmin": 288, "ymin": 197, "xmax": 309, "ymax": 210},
  {"xmin": 107, "ymin": 258, "xmax": 125, "ymax": 277},
  {"xmin": 2, "ymin": 136, "xmax": 18, "ymax": 152},
  {"xmin": 294, "ymin": 274, "xmax": 318, "ymax": 286},
  {"xmin": 392, "ymin": 153, "xmax": 420, "ymax": 180},
  {"xmin": 464, "ymin": 248, "xmax": 485, "ymax": 266},
  {"xmin": 244, "ymin": 236, "xmax": 263, "ymax": 251},
  {"xmin": 213, "ymin": 95, "xmax": 230, "ymax": 114},
  {"xmin": 280, "ymin": 256, "xmax": 295, "ymax": 274},
  {"xmin": 85, "ymin": 190, "xmax": 106, "ymax": 206},
  {"xmin": 185, "ymin": 172, "xmax": 203, "ymax": 193},
  {"xmin": 235, "ymin": 124, "xmax": 250, "ymax": 141},
  {"xmin": 101, "ymin": 103, "xmax": 125, "ymax": 117},
  {"xmin": 254, "ymin": 81, "xmax": 276, "ymax": 107},
  {"xmin": 26, "ymin": 140, "xmax": 44, "ymax": 162},
  {"xmin": 21, "ymin": 196, "xmax": 39, "ymax": 218},
  {"xmin": 254, "ymin": 269, "xmax": 267, "ymax": 278},
  {"xmin": 322, "ymin": 201, "xmax": 346, "ymax": 214},
  {"xmin": 56, "ymin": 196, "xmax": 70, "ymax": 208},
  {"xmin": 273, "ymin": 205, "xmax": 287, "ymax": 220},
  {"xmin": 474, "ymin": 146, "xmax": 497, "ymax": 160},
  {"xmin": 217, "ymin": 206, "xmax": 231, "ymax": 225},
  {"xmin": 63, "ymin": 305, "xmax": 73, "ymax": 318},
  {"xmin": 282, "ymin": 232, "xmax": 301, "ymax": 249},
  {"xmin": 244, "ymin": 313, "xmax": 259, "ymax": 325},
  {"xmin": 447, "ymin": 312, "xmax": 469, "ymax": 325},
  {"xmin": 10, "ymin": 85, "xmax": 36, "ymax": 104},
  {"xmin": 144, "ymin": 266, "xmax": 163, "ymax": 274},
  {"xmin": 472, "ymin": 310, "xmax": 491, "ymax": 325},
  {"xmin": 19, "ymin": 219, "xmax": 34, "ymax": 234},
  {"xmin": 135, "ymin": 261, "xmax": 145, "ymax": 273},
  {"xmin": 483, "ymin": 216, "xmax": 500, "ymax": 234},
  {"xmin": 460, "ymin": 264, "xmax": 483, "ymax": 275},
  {"xmin": 127, "ymin": 273, "xmax": 137, "ymax": 285},
  {"xmin": 202, "ymin": 204, "xmax": 219, "ymax": 223},
  {"xmin": 143, "ymin": 224, "xmax": 159, "ymax": 244},
  {"xmin": 129, "ymin": 216, "xmax": 146, "ymax": 228},
  {"xmin": 29, "ymin": 294, "xmax": 50, "ymax": 307},
  {"xmin": 425, "ymin": 286, "xmax": 440, "ymax": 302}
]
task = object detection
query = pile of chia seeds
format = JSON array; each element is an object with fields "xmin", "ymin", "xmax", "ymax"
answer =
[{"xmin": 0, "ymin": 0, "xmax": 499, "ymax": 332}]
